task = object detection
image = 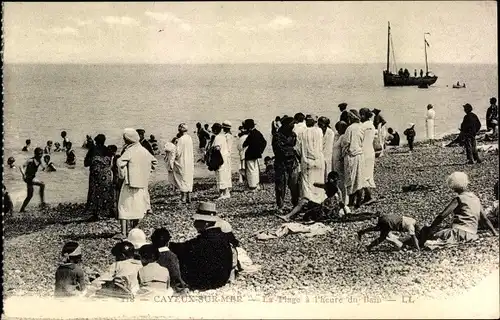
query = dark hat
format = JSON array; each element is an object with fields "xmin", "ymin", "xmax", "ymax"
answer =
[
  {"xmin": 372, "ymin": 108, "xmax": 381, "ymax": 113},
  {"xmin": 136, "ymin": 129, "xmax": 146, "ymax": 135},
  {"xmin": 338, "ymin": 103, "xmax": 348, "ymax": 108},
  {"xmin": 243, "ymin": 119, "xmax": 255, "ymax": 129},
  {"xmin": 280, "ymin": 116, "xmax": 294, "ymax": 127},
  {"xmin": 193, "ymin": 201, "xmax": 218, "ymax": 222}
]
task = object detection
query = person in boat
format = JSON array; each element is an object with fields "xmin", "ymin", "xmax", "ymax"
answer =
[
  {"xmin": 338, "ymin": 103, "xmax": 349, "ymax": 124},
  {"xmin": 403, "ymin": 68, "xmax": 410, "ymax": 78},
  {"xmin": 460, "ymin": 103, "xmax": 482, "ymax": 165},
  {"xmin": 22, "ymin": 139, "xmax": 31, "ymax": 152},
  {"xmin": 414, "ymin": 69, "xmax": 417, "ymax": 77},
  {"xmin": 42, "ymin": 155, "xmax": 57, "ymax": 172},
  {"xmin": 423, "ymin": 172, "xmax": 497, "ymax": 250},
  {"xmin": 386, "ymin": 128, "xmax": 400, "ymax": 146},
  {"xmin": 420, "ymin": 69, "xmax": 424, "ymax": 77},
  {"xmin": 486, "ymin": 97, "xmax": 498, "ymax": 135},
  {"xmin": 19, "ymin": 147, "xmax": 46, "ymax": 212},
  {"xmin": 456, "ymin": 81, "xmax": 460, "ymax": 86},
  {"xmin": 398, "ymin": 68, "xmax": 404, "ymax": 76}
]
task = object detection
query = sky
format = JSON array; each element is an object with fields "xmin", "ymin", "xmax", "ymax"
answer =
[{"xmin": 2, "ymin": 1, "xmax": 497, "ymax": 64}]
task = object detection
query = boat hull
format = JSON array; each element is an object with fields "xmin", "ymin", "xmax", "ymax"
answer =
[
  {"xmin": 383, "ymin": 72, "xmax": 438, "ymax": 87},
  {"xmin": 452, "ymin": 85, "xmax": 466, "ymax": 89}
]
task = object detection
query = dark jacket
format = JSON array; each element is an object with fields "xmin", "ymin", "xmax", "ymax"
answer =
[
  {"xmin": 272, "ymin": 129, "xmax": 298, "ymax": 168},
  {"xmin": 339, "ymin": 110, "xmax": 349, "ymax": 123},
  {"xmin": 54, "ymin": 263, "xmax": 86, "ymax": 297},
  {"xmin": 169, "ymin": 227, "xmax": 233, "ymax": 291},
  {"xmin": 403, "ymin": 127, "xmax": 416, "ymax": 140},
  {"xmin": 460, "ymin": 112, "xmax": 481, "ymax": 136},
  {"xmin": 486, "ymin": 104, "xmax": 498, "ymax": 127},
  {"xmin": 140, "ymin": 139, "xmax": 155, "ymax": 155},
  {"xmin": 157, "ymin": 249, "xmax": 188, "ymax": 294},
  {"xmin": 388, "ymin": 132, "xmax": 400, "ymax": 146},
  {"xmin": 243, "ymin": 129, "xmax": 267, "ymax": 160}
]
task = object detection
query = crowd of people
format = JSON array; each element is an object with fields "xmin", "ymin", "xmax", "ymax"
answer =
[{"xmin": 3, "ymin": 97, "xmax": 499, "ymax": 299}]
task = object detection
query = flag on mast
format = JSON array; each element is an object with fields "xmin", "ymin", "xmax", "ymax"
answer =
[{"xmin": 425, "ymin": 39, "xmax": 430, "ymax": 47}]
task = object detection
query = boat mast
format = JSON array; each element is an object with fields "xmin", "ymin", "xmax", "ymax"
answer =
[
  {"xmin": 424, "ymin": 33, "xmax": 429, "ymax": 75},
  {"xmin": 386, "ymin": 22, "xmax": 391, "ymax": 72}
]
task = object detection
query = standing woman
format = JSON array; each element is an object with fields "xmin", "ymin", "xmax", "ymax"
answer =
[
  {"xmin": 341, "ymin": 110, "xmax": 365, "ymax": 209},
  {"xmin": 212, "ymin": 123, "xmax": 232, "ymax": 200},
  {"xmin": 318, "ymin": 116, "xmax": 335, "ymax": 179},
  {"xmin": 332, "ymin": 121, "xmax": 348, "ymax": 204},
  {"xmin": 84, "ymin": 134, "xmax": 115, "ymax": 221},
  {"xmin": 426, "ymin": 104, "xmax": 436, "ymax": 143},
  {"xmin": 372, "ymin": 109, "xmax": 387, "ymax": 156},
  {"xmin": 116, "ymin": 128, "xmax": 158, "ymax": 239},
  {"xmin": 359, "ymin": 108, "xmax": 376, "ymax": 205},
  {"xmin": 243, "ymin": 119, "xmax": 267, "ymax": 192},
  {"xmin": 172, "ymin": 123, "xmax": 194, "ymax": 204},
  {"xmin": 236, "ymin": 125, "xmax": 248, "ymax": 184},
  {"xmin": 222, "ymin": 121, "xmax": 233, "ymax": 187}
]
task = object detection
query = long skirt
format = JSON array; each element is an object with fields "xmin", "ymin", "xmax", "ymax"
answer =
[
  {"xmin": 245, "ymin": 159, "xmax": 260, "ymax": 188},
  {"xmin": 216, "ymin": 161, "xmax": 232, "ymax": 190},
  {"xmin": 118, "ymin": 184, "xmax": 149, "ymax": 220},
  {"xmin": 362, "ymin": 151, "xmax": 376, "ymax": 189},
  {"xmin": 87, "ymin": 166, "xmax": 115, "ymax": 216},
  {"xmin": 300, "ymin": 164, "xmax": 326, "ymax": 204},
  {"xmin": 426, "ymin": 119, "xmax": 435, "ymax": 140},
  {"xmin": 344, "ymin": 154, "xmax": 364, "ymax": 196}
]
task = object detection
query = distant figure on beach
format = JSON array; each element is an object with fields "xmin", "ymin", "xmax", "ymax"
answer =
[
  {"xmin": 372, "ymin": 108, "xmax": 387, "ymax": 155},
  {"xmin": 44, "ymin": 140, "xmax": 53, "ymax": 154},
  {"xmin": 386, "ymin": 128, "xmax": 400, "ymax": 146},
  {"xmin": 54, "ymin": 142, "xmax": 63, "ymax": 152},
  {"xmin": 359, "ymin": 108, "xmax": 376, "ymax": 205},
  {"xmin": 211, "ymin": 123, "xmax": 232, "ymax": 200},
  {"xmin": 425, "ymin": 104, "xmax": 436, "ymax": 142},
  {"xmin": 42, "ymin": 155, "xmax": 56, "ymax": 172},
  {"xmin": 420, "ymin": 69, "xmax": 424, "ymax": 77},
  {"xmin": 460, "ymin": 103, "xmax": 482, "ymax": 164},
  {"xmin": 271, "ymin": 116, "xmax": 281, "ymax": 136},
  {"xmin": 84, "ymin": 134, "xmax": 115, "ymax": 221},
  {"xmin": 486, "ymin": 97, "xmax": 498, "ymax": 135},
  {"xmin": 19, "ymin": 147, "xmax": 46, "ymax": 212},
  {"xmin": 149, "ymin": 135, "xmax": 159, "ymax": 155},
  {"xmin": 196, "ymin": 123, "xmax": 210, "ymax": 149},
  {"xmin": 136, "ymin": 129, "xmax": 155, "ymax": 156},
  {"xmin": 61, "ymin": 131, "xmax": 71, "ymax": 150},
  {"xmin": 424, "ymin": 172, "xmax": 497, "ymax": 250},
  {"xmin": 318, "ymin": 116, "xmax": 335, "ymax": 178},
  {"xmin": 222, "ymin": 121, "xmax": 233, "ymax": 185},
  {"xmin": 172, "ymin": 123, "xmax": 194, "ymax": 204},
  {"xmin": 7, "ymin": 156, "xmax": 16, "ymax": 169},
  {"xmin": 237, "ymin": 125, "xmax": 248, "ymax": 184},
  {"xmin": 243, "ymin": 119, "xmax": 267, "ymax": 192},
  {"xmin": 22, "ymin": 139, "xmax": 31, "ymax": 152},
  {"xmin": 116, "ymin": 128, "xmax": 157, "ymax": 238},
  {"xmin": 338, "ymin": 103, "xmax": 349, "ymax": 124},
  {"xmin": 65, "ymin": 142, "xmax": 76, "ymax": 167},
  {"xmin": 414, "ymin": 69, "xmax": 417, "ymax": 77},
  {"xmin": 3, "ymin": 184, "xmax": 14, "ymax": 217},
  {"xmin": 82, "ymin": 135, "xmax": 94, "ymax": 149},
  {"xmin": 403, "ymin": 123, "xmax": 416, "ymax": 152},
  {"xmin": 342, "ymin": 110, "xmax": 365, "ymax": 208}
]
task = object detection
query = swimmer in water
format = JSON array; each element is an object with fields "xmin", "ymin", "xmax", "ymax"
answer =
[
  {"xmin": 19, "ymin": 147, "xmax": 46, "ymax": 212},
  {"xmin": 22, "ymin": 139, "xmax": 31, "ymax": 152},
  {"xmin": 7, "ymin": 156, "xmax": 16, "ymax": 169},
  {"xmin": 65, "ymin": 142, "xmax": 76, "ymax": 167},
  {"xmin": 43, "ymin": 155, "xmax": 57, "ymax": 172},
  {"xmin": 54, "ymin": 142, "xmax": 63, "ymax": 152},
  {"xmin": 44, "ymin": 140, "xmax": 53, "ymax": 154},
  {"xmin": 61, "ymin": 131, "xmax": 71, "ymax": 150}
]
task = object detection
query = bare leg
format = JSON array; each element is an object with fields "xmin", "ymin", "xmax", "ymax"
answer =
[
  {"xmin": 186, "ymin": 192, "xmax": 191, "ymax": 203},
  {"xmin": 278, "ymin": 199, "xmax": 308, "ymax": 222},
  {"xmin": 19, "ymin": 184, "xmax": 34, "ymax": 212},
  {"xmin": 120, "ymin": 220, "xmax": 128, "ymax": 237},
  {"xmin": 357, "ymin": 225, "xmax": 380, "ymax": 240}
]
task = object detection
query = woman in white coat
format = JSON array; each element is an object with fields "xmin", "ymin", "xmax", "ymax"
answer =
[
  {"xmin": 172, "ymin": 123, "xmax": 194, "ymax": 203},
  {"xmin": 426, "ymin": 104, "xmax": 436, "ymax": 143},
  {"xmin": 212, "ymin": 123, "xmax": 232, "ymax": 200},
  {"xmin": 116, "ymin": 128, "xmax": 158, "ymax": 239},
  {"xmin": 359, "ymin": 108, "xmax": 376, "ymax": 205}
]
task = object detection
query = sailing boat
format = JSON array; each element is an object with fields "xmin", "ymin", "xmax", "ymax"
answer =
[{"xmin": 383, "ymin": 22, "xmax": 438, "ymax": 87}]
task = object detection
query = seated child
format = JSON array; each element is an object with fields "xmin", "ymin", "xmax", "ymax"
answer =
[
  {"xmin": 44, "ymin": 140, "xmax": 53, "ymax": 154},
  {"xmin": 403, "ymin": 123, "xmax": 416, "ymax": 151},
  {"xmin": 3, "ymin": 184, "xmax": 14, "ymax": 216},
  {"xmin": 91, "ymin": 241, "xmax": 143, "ymax": 296},
  {"xmin": 279, "ymin": 171, "xmax": 350, "ymax": 222},
  {"xmin": 65, "ymin": 142, "xmax": 76, "ymax": 166},
  {"xmin": 136, "ymin": 244, "xmax": 173, "ymax": 297},
  {"xmin": 424, "ymin": 172, "xmax": 498, "ymax": 250},
  {"xmin": 43, "ymin": 155, "xmax": 57, "ymax": 172},
  {"xmin": 386, "ymin": 128, "xmax": 400, "ymax": 146},
  {"xmin": 22, "ymin": 139, "xmax": 31, "ymax": 152},
  {"xmin": 357, "ymin": 213, "xmax": 421, "ymax": 251},
  {"xmin": 54, "ymin": 241, "xmax": 86, "ymax": 297},
  {"xmin": 54, "ymin": 142, "xmax": 63, "ymax": 152},
  {"xmin": 151, "ymin": 228, "xmax": 189, "ymax": 295},
  {"xmin": 7, "ymin": 156, "xmax": 16, "ymax": 169}
]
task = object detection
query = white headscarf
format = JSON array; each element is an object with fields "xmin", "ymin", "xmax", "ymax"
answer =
[{"xmin": 123, "ymin": 128, "xmax": 140, "ymax": 144}]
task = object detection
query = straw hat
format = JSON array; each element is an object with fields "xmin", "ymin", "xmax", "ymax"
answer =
[
  {"xmin": 193, "ymin": 201, "xmax": 218, "ymax": 222},
  {"xmin": 222, "ymin": 120, "xmax": 232, "ymax": 129}
]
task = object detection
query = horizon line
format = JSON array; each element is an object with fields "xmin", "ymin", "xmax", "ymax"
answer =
[{"xmin": 3, "ymin": 61, "xmax": 497, "ymax": 65}]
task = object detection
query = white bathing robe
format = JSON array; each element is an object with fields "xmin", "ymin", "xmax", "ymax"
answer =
[
  {"xmin": 426, "ymin": 108, "xmax": 436, "ymax": 140},
  {"xmin": 293, "ymin": 122, "xmax": 307, "ymax": 173},
  {"xmin": 225, "ymin": 132, "xmax": 233, "ymax": 175},
  {"xmin": 213, "ymin": 134, "xmax": 232, "ymax": 190},
  {"xmin": 323, "ymin": 127, "xmax": 335, "ymax": 178},
  {"xmin": 341, "ymin": 123, "xmax": 365, "ymax": 196},
  {"xmin": 360, "ymin": 121, "xmax": 376, "ymax": 189},
  {"xmin": 172, "ymin": 134, "xmax": 194, "ymax": 192},
  {"xmin": 297, "ymin": 127, "xmax": 326, "ymax": 204}
]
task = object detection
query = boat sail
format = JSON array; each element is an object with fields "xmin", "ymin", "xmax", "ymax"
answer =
[{"xmin": 383, "ymin": 22, "xmax": 438, "ymax": 87}]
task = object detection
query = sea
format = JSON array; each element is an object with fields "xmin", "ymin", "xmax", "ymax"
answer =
[{"xmin": 2, "ymin": 63, "xmax": 498, "ymax": 206}]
